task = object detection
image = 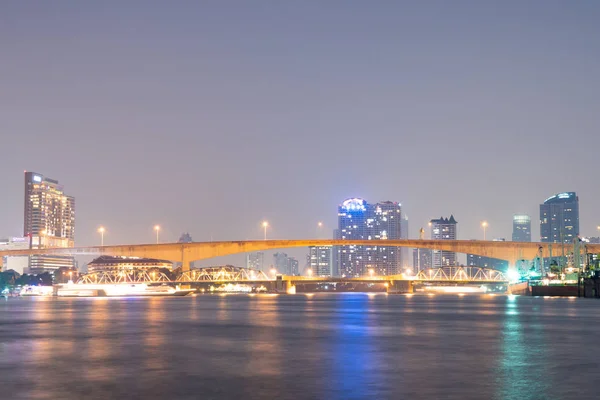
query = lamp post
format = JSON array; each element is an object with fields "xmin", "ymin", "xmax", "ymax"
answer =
[
  {"xmin": 481, "ymin": 221, "xmax": 488, "ymax": 240},
  {"xmin": 98, "ymin": 226, "xmax": 105, "ymax": 246},
  {"xmin": 154, "ymin": 225, "xmax": 160, "ymax": 244},
  {"xmin": 317, "ymin": 221, "xmax": 323, "ymax": 238},
  {"xmin": 307, "ymin": 268, "xmax": 313, "ymax": 277},
  {"xmin": 262, "ymin": 221, "xmax": 269, "ymax": 240}
]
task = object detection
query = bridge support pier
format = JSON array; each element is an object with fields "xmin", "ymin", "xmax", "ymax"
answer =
[{"xmin": 386, "ymin": 280, "xmax": 411, "ymax": 294}]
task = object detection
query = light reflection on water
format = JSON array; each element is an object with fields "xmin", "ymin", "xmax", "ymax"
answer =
[{"xmin": 1, "ymin": 294, "xmax": 599, "ymax": 400}]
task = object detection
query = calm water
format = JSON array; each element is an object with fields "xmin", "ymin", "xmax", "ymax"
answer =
[{"xmin": 0, "ymin": 293, "xmax": 598, "ymax": 400}]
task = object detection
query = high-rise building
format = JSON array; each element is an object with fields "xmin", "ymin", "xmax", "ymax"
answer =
[
  {"xmin": 337, "ymin": 198, "xmax": 402, "ymax": 277},
  {"xmin": 308, "ymin": 246, "xmax": 333, "ymax": 277},
  {"xmin": 512, "ymin": 215, "xmax": 531, "ymax": 242},
  {"xmin": 273, "ymin": 252, "xmax": 298, "ymax": 275},
  {"xmin": 24, "ymin": 172, "xmax": 75, "ymax": 248},
  {"xmin": 540, "ymin": 192, "xmax": 579, "ymax": 243},
  {"xmin": 430, "ymin": 215, "xmax": 457, "ymax": 267},
  {"xmin": 413, "ymin": 248, "xmax": 432, "ymax": 272},
  {"xmin": 24, "ymin": 171, "xmax": 75, "ymax": 273},
  {"xmin": 288, "ymin": 257, "xmax": 299, "ymax": 276},
  {"xmin": 246, "ymin": 252, "xmax": 265, "ymax": 271}
]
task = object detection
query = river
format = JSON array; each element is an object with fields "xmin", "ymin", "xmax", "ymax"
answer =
[{"xmin": 0, "ymin": 293, "xmax": 597, "ymax": 399}]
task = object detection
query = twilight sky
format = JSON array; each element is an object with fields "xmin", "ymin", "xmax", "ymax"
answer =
[{"xmin": 1, "ymin": 1, "xmax": 599, "ymax": 266}]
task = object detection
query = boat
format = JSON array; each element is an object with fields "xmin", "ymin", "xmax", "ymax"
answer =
[
  {"xmin": 20, "ymin": 285, "xmax": 54, "ymax": 296},
  {"xmin": 55, "ymin": 283, "xmax": 195, "ymax": 297}
]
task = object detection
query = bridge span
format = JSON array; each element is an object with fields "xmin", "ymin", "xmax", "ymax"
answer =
[
  {"xmin": 74, "ymin": 266, "xmax": 508, "ymax": 294},
  {"xmin": 1, "ymin": 239, "xmax": 595, "ymax": 272}
]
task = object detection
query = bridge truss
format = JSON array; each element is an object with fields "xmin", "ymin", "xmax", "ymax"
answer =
[
  {"xmin": 415, "ymin": 266, "xmax": 506, "ymax": 282},
  {"xmin": 78, "ymin": 270, "xmax": 172, "ymax": 284},
  {"xmin": 177, "ymin": 266, "xmax": 270, "ymax": 282},
  {"xmin": 76, "ymin": 266, "xmax": 506, "ymax": 284}
]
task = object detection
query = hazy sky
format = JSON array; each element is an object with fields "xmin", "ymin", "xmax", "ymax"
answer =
[{"xmin": 1, "ymin": 1, "xmax": 599, "ymax": 266}]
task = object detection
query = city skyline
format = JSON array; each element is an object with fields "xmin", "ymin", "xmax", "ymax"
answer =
[{"xmin": 1, "ymin": 2, "xmax": 599, "ymax": 267}]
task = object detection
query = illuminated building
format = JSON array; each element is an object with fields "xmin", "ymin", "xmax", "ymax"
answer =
[
  {"xmin": 512, "ymin": 214, "xmax": 531, "ymax": 242},
  {"xmin": 309, "ymin": 246, "xmax": 333, "ymax": 277},
  {"xmin": 430, "ymin": 215, "xmax": 457, "ymax": 267},
  {"xmin": 413, "ymin": 248, "xmax": 432, "ymax": 272},
  {"xmin": 246, "ymin": 252, "xmax": 265, "ymax": 271},
  {"xmin": 337, "ymin": 198, "xmax": 402, "ymax": 277},
  {"xmin": 540, "ymin": 192, "xmax": 579, "ymax": 243},
  {"xmin": 87, "ymin": 256, "xmax": 173, "ymax": 273},
  {"xmin": 0, "ymin": 237, "xmax": 29, "ymax": 274},
  {"xmin": 273, "ymin": 252, "xmax": 299, "ymax": 275},
  {"xmin": 23, "ymin": 171, "xmax": 75, "ymax": 273}
]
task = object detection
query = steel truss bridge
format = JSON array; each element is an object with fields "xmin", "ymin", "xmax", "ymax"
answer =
[
  {"xmin": 78, "ymin": 266, "xmax": 507, "ymax": 285},
  {"xmin": 415, "ymin": 266, "xmax": 507, "ymax": 282}
]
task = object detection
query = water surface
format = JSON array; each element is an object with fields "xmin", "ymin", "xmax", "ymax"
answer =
[{"xmin": 0, "ymin": 294, "xmax": 597, "ymax": 399}]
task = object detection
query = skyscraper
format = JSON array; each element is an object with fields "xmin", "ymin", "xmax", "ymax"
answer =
[
  {"xmin": 273, "ymin": 252, "xmax": 298, "ymax": 275},
  {"xmin": 430, "ymin": 215, "xmax": 457, "ymax": 267},
  {"xmin": 24, "ymin": 171, "xmax": 75, "ymax": 248},
  {"xmin": 512, "ymin": 215, "xmax": 531, "ymax": 242},
  {"xmin": 540, "ymin": 192, "xmax": 579, "ymax": 243},
  {"xmin": 24, "ymin": 171, "xmax": 75, "ymax": 273},
  {"xmin": 337, "ymin": 198, "xmax": 402, "ymax": 277},
  {"xmin": 337, "ymin": 198, "xmax": 368, "ymax": 277},
  {"xmin": 246, "ymin": 252, "xmax": 265, "ymax": 271},
  {"xmin": 308, "ymin": 246, "xmax": 333, "ymax": 277}
]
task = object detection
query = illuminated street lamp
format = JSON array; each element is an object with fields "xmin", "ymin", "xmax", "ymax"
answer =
[
  {"xmin": 262, "ymin": 221, "xmax": 269, "ymax": 240},
  {"xmin": 481, "ymin": 221, "xmax": 488, "ymax": 240},
  {"xmin": 98, "ymin": 226, "xmax": 105, "ymax": 246},
  {"xmin": 369, "ymin": 268, "xmax": 374, "ymax": 278},
  {"xmin": 154, "ymin": 225, "xmax": 160, "ymax": 244},
  {"xmin": 270, "ymin": 268, "xmax": 277, "ymax": 276},
  {"xmin": 307, "ymin": 268, "xmax": 313, "ymax": 277}
]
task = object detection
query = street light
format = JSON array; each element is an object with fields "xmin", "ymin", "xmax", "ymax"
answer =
[
  {"xmin": 154, "ymin": 225, "xmax": 160, "ymax": 244},
  {"xmin": 369, "ymin": 268, "xmax": 374, "ymax": 278},
  {"xmin": 307, "ymin": 268, "xmax": 313, "ymax": 277},
  {"xmin": 481, "ymin": 221, "xmax": 488, "ymax": 240},
  {"xmin": 270, "ymin": 268, "xmax": 277, "ymax": 276},
  {"xmin": 97, "ymin": 226, "xmax": 105, "ymax": 246},
  {"xmin": 262, "ymin": 221, "xmax": 269, "ymax": 240}
]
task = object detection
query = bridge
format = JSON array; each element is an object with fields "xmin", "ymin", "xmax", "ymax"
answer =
[
  {"xmin": 77, "ymin": 265, "xmax": 506, "ymax": 284},
  {"xmin": 0, "ymin": 239, "xmax": 595, "ymax": 272},
  {"xmin": 74, "ymin": 265, "xmax": 507, "ymax": 294}
]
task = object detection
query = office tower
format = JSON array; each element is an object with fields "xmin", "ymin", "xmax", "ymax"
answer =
[
  {"xmin": 337, "ymin": 198, "xmax": 368, "ymax": 277},
  {"xmin": 540, "ymin": 192, "xmax": 579, "ymax": 243},
  {"xmin": 336, "ymin": 198, "xmax": 402, "ymax": 277},
  {"xmin": 309, "ymin": 246, "xmax": 333, "ymax": 277},
  {"xmin": 273, "ymin": 252, "xmax": 299, "ymax": 275},
  {"xmin": 24, "ymin": 171, "xmax": 75, "ymax": 273},
  {"xmin": 413, "ymin": 248, "xmax": 432, "ymax": 272},
  {"xmin": 273, "ymin": 252, "xmax": 289, "ymax": 274},
  {"xmin": 512, "ymin": 215, "xmax": 531, "ymax": 242},
  {"xmin": 246, "ymin": 252, "xmax": 265, "ymax": 271},
  {"xmin": 430, "ymin": 215, "xmax": 457, "ymax": 267},
  {"xmin": 288, "ymin": 257, "xmax": 299, "ymax": 276}
]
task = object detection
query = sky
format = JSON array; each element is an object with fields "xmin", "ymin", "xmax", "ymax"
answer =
[{"xmin": 1, "ymin": 1, "xmax": 599, "ymax": 267}]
